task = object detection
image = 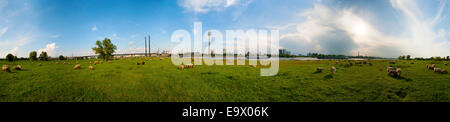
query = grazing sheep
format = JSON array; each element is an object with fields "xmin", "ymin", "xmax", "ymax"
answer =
[
  {"xmin": 89, "ymin": 61, "xmax": 92, "ymax": 64},
  {"xmin": 88, "ymin": 66, "xmax": 94, "ymax": 70},
  {"xmin": 331, "ymin": 66, "xmax": 336, "ymax": 75},
  {"xmin": 445, "ymin": 63, "xmax": 448, "ymax": 66},
  {"xmin": 68, "ymin": 62, "xmax": 71, "ymax": 65},
  {"xmin": 73, "ymin": 64, "xmax": 81, "ymax": 70},
  {"xmin": 184, "ymin": 64, "xmax": 194, "ymax": 69},
  {"xmin": 349, "ymin": 62, "xmax": 353, "ymax": 66},
  {"xmin": 108, "ymin": 61, "xmax": 112, "ymax": 63},
  {"xmin": 142, "ymin": 61, "xmax": 145, "ymax": 65},
  {"xmin": 100, "ymin": 61, "xmax": 104, "ymax": 64},
  {"xmin": 94, "ymin": 61, "xmax": 98, "ymax": 65},
  {"xmin": 38, "ymin": 63, "xmax": 42, "ymax": 66},
  {"xmin": 137, "ymin": 62, "xmax": 141, "ymax": 65},
  {"xmin": 396, "ymin": 68, "xmax": 402, "ymax": 77},
  {"xmin": 427, "ymin": 64, "xmax": 435, "ymax": 70},
  {"xmin": 432, "ymin": 64, "xmax": 436, "ymax": 68},
  {"xmin": 63, "ymin": 62, "xmax": 66, "ymax": 64},
  {"xmin": 434, "ymin": 68, "xmax": 442, "ymax": 73},
  {"xmin": 389, "ymin": 61, "xmax": 396, "ymax": 64},
  {"xmin": 355, "ymin": 62, "xmax": 362, "ymax": 64},
  {"xmin": 316, "ymin": 67, "xmax": 323, "ymax": 73},
  {"xmin": 160, "ymin": 57, "xmax": 164, "ymax": 60},
  {"xmin": 2, "ymin": 65, "xmax": 10, "ymax": 72},
  {"xmin": 14, "ymin": 65, "xmax": 22, "ymax": 70},
  {"xmin": 56, "ymin": 62, "xmax": 60, "ymax": 64},
  {"xmin": 387, "ymin": 66, "xmax": 395, "ymax": 76},
  {"xmin": 368, "ymin": 62, "xmax": 373, "ymax": 66},
  {"xmin": 178, "ymin": 65, "xmax": 184, "ymax": 70},
  {"xmin": 441, "ymin": 69, "xmax": 448, "ymax": 74},
  {"xmin": 363, "ymin": 61, "xmax": 367, "ymax": 64}
]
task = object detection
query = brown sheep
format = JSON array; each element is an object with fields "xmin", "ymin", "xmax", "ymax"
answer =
[
  {"xmin": 142, "ymin": 61, "xmax": 145, "ymax": 65},
  {"xmin": 108, "ymin": 61, "xmax": 112, "ymax": 63},
  {"xmin": 316, "ymin": 67, "xmax": 323, "ymax": 73},
  {"xmin": 88, "ymin": 66, "xmax": 94, "ymax": 70},
  {"xmin": 331, "ymin": 66, "xmax": 336, "ymax": 75},
  {"xmin": 434, "ymin": 68, "xmax": 441, "ymax": 73},
  {"xmin": 137, "ymin": 62, "xmax": 141, "ymax": 65},
  {"xmin": 178, "ymin": 65, "xmax": 184, "ymax": 70},
  {"xmin": 395, "ymin": 68, "xmax": 402, "ymax": 77},
  {"xmin": 387, "ymin": 66, "xmax": 395, "ymax": 75},
  {"xmin": 73, "ymin": 64, "xmax": 81, "ymax": 70},
  {"xmin": 2, "ymin": 65, "xmax": 10, "ymax": 72},
  {"xmin": 185, "ymin": 64, "xmax": 194, "ymax": 69},
  {"xmin": 160, "ymin": 57, "xmax": 164, "ymax": 60},
  {"xmin": 56, "ymin": 62, "xmax": 60, "ymax": 64},
  {"xmin": 14, "ymin": 65, "xmax": 22, "ymax": 70},
  {"xmin": 441, "ymin": 69, "xmax": 448, "ymax": 74},
  {"xmin": 38, "ymin": 63, "xmax": 42, "ymax": 66},
  {"xmin": 410, "ymin": 62, "xmax": 414, "ymax": 64}
]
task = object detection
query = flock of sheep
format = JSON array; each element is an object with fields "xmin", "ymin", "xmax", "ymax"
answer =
[{"xmin": 427, "ymin": 63, "xmax": 448, "ymax": 74}]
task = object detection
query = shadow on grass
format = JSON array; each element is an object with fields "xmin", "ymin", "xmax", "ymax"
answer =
[
  {"xmin": 390, "ymin": 75, "xmax": 413, "ymax": 82},
  {"xmin": 324, "ymin": 74, "xmax": 334, "ymax": 79}
]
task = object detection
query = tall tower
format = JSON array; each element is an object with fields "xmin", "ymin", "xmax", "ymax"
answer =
[
  {"xmin": 148, "ymin": 35, "xmax": 151, "ymax": 56},
  {"xmin": 208, "ymin": 31, "xmax": 211, "ymax": 54},
  {"xmin": 145, "ymin": 36, "xmax": 147, "ymax": 56}
]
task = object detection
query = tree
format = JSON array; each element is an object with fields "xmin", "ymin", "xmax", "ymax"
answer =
[
  {"xmin": 29, "ymin": 51, "xmax": 38, "ymax": 61},
  {"xmin": 59, "ymin": 55, "xmax": 66, "ymax": 60},
  {"xmin": 406, "ymin": 55, "xmax": 411, "ymax": 60},
  {"xmin": 92, "ymin": 38, "xmax": 117, "ymax": 60},
  {"xmin": 6, "ymin": 53, "xmax": 14, "ymax": 62},
  {"xmin": 447, "ymin": 56, "xmax": 449, "ymax": 60},
  {"xmin": 39, "ymin": 51, "xmax": 49, "ymax": 61}
]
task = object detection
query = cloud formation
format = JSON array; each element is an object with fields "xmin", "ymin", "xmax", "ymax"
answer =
[
  {"xmin": 270, "ymin": 0, "xmax": 449, "ymax": 58},
  {"xmin": 178, "ymin": 0, "xmax": 250, "ymax": 13},
  {"xmin": 38, "ymin": 43, "xmax": 58, "ymax": 57}
]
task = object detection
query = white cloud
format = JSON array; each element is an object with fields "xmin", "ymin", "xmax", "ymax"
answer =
[
  {"xmin": 0, "ymin": 27, "xmax": 7, "ymax": 37},
  {"xmin": 38, "ymin": 43, "xmax": 58, "ymax": 57},
  {"xmin": 91, "ymin": 25, "xmax": 97, "ymax": 31},
  {"xmin": 49, "ymin": 34, "xmax": 60, "ymax": 38},
  {"xmin": 178, "ymin": 0, "xmax": 250, "ymax": 13},
  {"xmin": 129, "ymin": 41, "xmax": 135, "ymax": 45},
  {"xmin": 270, "ymin": 1, "xmax": 450, "ymax": 58},
  {"xmin": 9, "ymin": 47, "xmax": 18, "ymax": 55}
]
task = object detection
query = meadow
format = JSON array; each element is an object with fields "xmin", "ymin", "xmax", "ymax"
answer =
[{"xmin": 0, "ymin": 57, "xmax": 449, "ymax": 102}]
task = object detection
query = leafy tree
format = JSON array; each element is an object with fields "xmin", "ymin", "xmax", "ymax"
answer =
[
  {"xmin": 59, "ymin": 55, "xmax": 66, "ymax": 60},
  {"xmin": 447, "ymin": 56, "xmax": 449, "ymax": 60},
  {"xmin": 6, "ymin": 53, "xmax": 14, "ymax": 62},
  {"xmin": 92, "ymin": 38, "xmax": 117, "ymax": 60},
  {"xmin": 29, "ymin": 51, "xmax": 38, "ymax": 61},
  {"xmin": 39, "ymin": 51, "xmax": 49, "ymax": 61},
  {"xmin": 406, "ymin": 55, "xmax": 411, "ymax": 60}
]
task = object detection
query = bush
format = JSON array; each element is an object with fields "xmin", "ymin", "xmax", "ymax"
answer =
[
  {"xmin": 59, "ymin": 55, "xmax": 66, "ymax": 60},
  {"xmin": 39, "ymin": 51, "xmax": 49, "ymax": 61}
]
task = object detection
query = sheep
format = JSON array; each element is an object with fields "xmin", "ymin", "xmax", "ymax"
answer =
[
  {"xmin": 335, "ymin": 61, "xmax": 339, "ymax": 64},
  {"xmin": 160, "ymin": 57, "xmax": 164, "ymax": 60},
  {"xmin": 316, "ymin": 67, "xmax": 323, "ymax": 73},
  {"xmin": 395, "ymin": 68, "xmax": 402, "ymax": 77},
  {"xmin": 389, "ymin": 61, "xmax": 396, "ymax": 64},
  {"xmin": 349, "ymin": 62, "xmax": 353, "ymax": 66},
  {"xmin": 108, "ymin": 61, "xmax": 112, "ymax": 63},
  {"xmin": 445, "ymin": 63, "xmax": 448, "ymax": 66},
  {"xmin": 331, "ymin": 66, "xmax": 336, "ymax": 75},
  {"xmin": 441, "ymin": 69, "xmax": 448, "ymax": 74},
  {"xmin": 185, "ymin": 64, "xmax": 194, "ymax": 69},
  {"xmin": 88, "ymin": 66, "xmax": 94, "ymax": 70},
  {"xmin": 38, "ymin": 63, "xmax": 42, "ymax": 66},
  {"xmin": 14, "ymin": 65, "xmax": 22, "ymax": 70},
  {"xmin": 434, "ymin": 68, "xmax": 442, "ymax": 73},
  {"xmin": 73, "ymin": 64, "xmax": 81, "ymax": 70},
  {"xmin": 2, "ymin": 65, "xmax": 10, "ymax": 72},
  {"xmin": 387, "ymin": 66, "xmax": 396, "ymax": 76},
  {"xmin": 427, "ymin": 64, "xmax": 435, "ymax": 70},
  {"xmin": 56, "ymin": 62, "xmax": 60, "ymax": 64},
  {"xmin": 178, "ymin": 65, "xmax": 184, "ymax": 70},
  {"xmin": 63, "ymin": 62, "xmax": 66, "ymax": 64},
  {"xmin": 94, "ymin": 61, "xmax": 98, "ymax": 65},
  {"xmin": 137, "ymin": 62, "xmax": 141, "ymax": 65},
  {"xmin": 142, "ymin": 61, "xmax": 145, "ymax": 65},
  {"xmin": 363, "ymin": 61, "xmax": 367, "ymax": 64},
  {"xmin": 100, "ymin": 61, "xmax": 104, "ymax": 64},
  {"xmin": 368, "ymin": 62, "xmax": 373, "ymax": 66}
]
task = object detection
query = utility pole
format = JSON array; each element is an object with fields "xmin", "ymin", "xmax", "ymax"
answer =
[
  {"xmin": 145, "ymin": 36, "xmax": 147, "ymax": 57},
  {"xmin": 148, "ymin": 35, "xmax": 152, "ymax": 56},
  {"xmin": 208, "ymin": 31, "xmax": 211, "ymax": 54}
]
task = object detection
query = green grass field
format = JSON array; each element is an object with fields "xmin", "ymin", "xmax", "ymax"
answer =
[{"xmin": 0, "ymin": 58, "xmax": 449, "ymax": 102}]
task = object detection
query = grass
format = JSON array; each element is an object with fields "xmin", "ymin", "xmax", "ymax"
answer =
[{"xmin": 0, "ymin": 58, "xmax": 449, "ymax": 102}]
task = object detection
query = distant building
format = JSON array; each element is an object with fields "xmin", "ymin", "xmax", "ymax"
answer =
[{"xmin": 279, "ymin": 49, "xmax": 290, "ymax": 55}]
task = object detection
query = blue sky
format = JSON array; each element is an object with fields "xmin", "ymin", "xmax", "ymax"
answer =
[{"xmin": 0, "ymin": 0, "xmax": 449, "ymax": 58}]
